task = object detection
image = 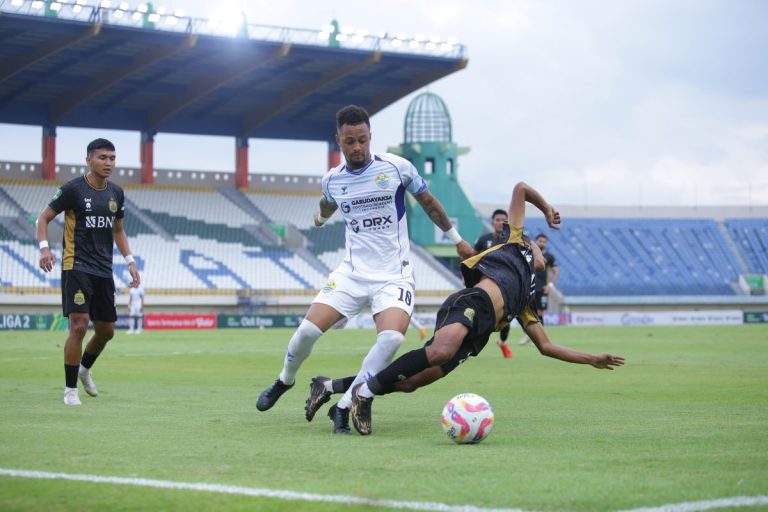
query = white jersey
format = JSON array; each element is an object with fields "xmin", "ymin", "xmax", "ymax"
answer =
[
  {"xmin": 321, "ymin": 153, "xmax": 427, "ymax": 282},
  {"xmin": 128, "ymin": 286, "xmax": 144, "ymax": 316}
]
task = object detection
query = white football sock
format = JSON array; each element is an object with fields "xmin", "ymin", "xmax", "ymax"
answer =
[
  {"xmin": 336, "ymin": 330, "xmax": 403, "ymax": 409},
  {"xmin": 278, "ymin": 319, "xmax": 323, "ymax": 386},
  {"xmin": 357, "ymin": 382, "xmax": 374, "ymax": 399}
]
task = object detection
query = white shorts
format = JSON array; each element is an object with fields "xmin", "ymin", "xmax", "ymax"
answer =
[
  {"xmin": 129, "ymin": 306, "xmax": 143, "ymax": 317},
  {"xmin": 312, "ymin": 271, "xmax": 415, "ymax": 319}
]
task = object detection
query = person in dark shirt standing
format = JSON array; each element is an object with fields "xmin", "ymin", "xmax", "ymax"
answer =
[
  {"xmin": 473, "ymin": 208, "xmax": 508, "ymax": 253},
  {"xmin": 519, "ymin": 233, "xmax": 560, "ymax": 345},
  {"xmin": 36, "ymin": 138, "xmax": 140, "ymax": 406},
  {"xmin": 474, "ymin": 208, "xmax": 514, "ymax": 358}
]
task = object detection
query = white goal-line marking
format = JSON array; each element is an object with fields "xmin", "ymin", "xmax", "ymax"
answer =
[
  {"xmin": 1, "ymin": 468, "xmax": 766, "ymax": 512},
  {"xmin": 0, "ymin": 468, "xmax": 523, "ymax": 512},
  {"xmin": 618, "ymin": 496, "xmax": 768, "ymax": 512}
]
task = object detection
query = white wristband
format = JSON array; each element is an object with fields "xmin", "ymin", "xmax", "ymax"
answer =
[
  {"xmin": 445, "ymin": 227, "xmax": 463, "ymax": 244},
  {"xmin": 125, "ymin": 254, "xmax": 135, "ymax": 264},
  {"xmin": 316, "ymin": 213, "xmax": 329, "ymax": 226},
  {"xmin": 39, "ymin": 240, "xmax": 49, "ymax": 250}
]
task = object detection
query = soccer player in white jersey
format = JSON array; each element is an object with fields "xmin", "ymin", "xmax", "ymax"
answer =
[
  {"xmin": 257, "ymin": 105, "xmax": 474, "ymax": 433},
  {"xmin": 127, "ymin": 285, "xmax": 144, "ymax": 334}
]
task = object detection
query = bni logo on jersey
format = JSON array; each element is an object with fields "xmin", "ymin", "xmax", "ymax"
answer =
[
  {"xmin": 374, "ymin": 174, "xmax": 390, "ymax": 189},
  {"xmin": 322, "ymin": 280, "xmax": 337, "ymax": 293},
  {"xmin": 85, "ymin": 216, "xmax": 115, "ymax": 228}
]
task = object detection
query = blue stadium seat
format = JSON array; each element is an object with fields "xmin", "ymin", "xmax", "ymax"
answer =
[
  {"xmin": 524, "ymin": 218, "xmax": 743, "ymax": 296},
  {"xmin": 726, "ymin": 219, "xmax": 768, "ymax": 273},
  {"xmin": 1, "ymin": 180, "xmax": 762, "ymax": 297}
]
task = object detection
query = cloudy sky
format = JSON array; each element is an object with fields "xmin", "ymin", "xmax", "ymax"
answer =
[{"xmin": 2, "ymin": 0, "xmax": 767, "ymax": 207}]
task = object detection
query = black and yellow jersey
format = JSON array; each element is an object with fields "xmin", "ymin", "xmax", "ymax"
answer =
[
  {"xmin": 461, "ymin": 224, "xmax": 539, "ymax": 330},
  {"xmin": 48, "ymin": 176, "xmax": 125, "ymax": 278},
  {"xmin": 535, "ymin": 250, "xmax": 557, "ymax": 292}
]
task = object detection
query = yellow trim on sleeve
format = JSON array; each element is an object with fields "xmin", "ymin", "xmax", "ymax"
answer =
[
  {"xmin": 63, "ymin": 209, "xmax": 76, "ymax": 270},
  {"xmin": 508, "ymin": 225, "xmax": 523, "ymax": 244},
  {"xmin": 463, "ymin": 224, "xmax": 525, "ymax": 269},
  {"xmin": 462, "ymin": 244, "xmax": 502, "ymax": 268},
  {"xmin": 516, "ymin": 305, "xmax": 540, "ymax": 328}
]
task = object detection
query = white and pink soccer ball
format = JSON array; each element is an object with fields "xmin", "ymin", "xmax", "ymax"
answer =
[{"xmin": 441, "ymin": 393, "xmax": 494, "ymax": 444}]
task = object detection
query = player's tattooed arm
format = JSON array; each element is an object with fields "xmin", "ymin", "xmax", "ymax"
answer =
[
  {"xmin": 415, "ymin": 190, "xmax": 474, "ymax": 259},
  {"xmin": 414, "ymin": 190, "xmax": 452, "ymax": 231},
  {"xmin": 319, "ymin": 197, "xmax": 338, "ymax": 218},
  {"xmin": 313, "ymin": 197, "xmax": 338, "ymax": 227}
]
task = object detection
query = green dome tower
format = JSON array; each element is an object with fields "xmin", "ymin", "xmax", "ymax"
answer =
[{"xmin": 392, "ymin": 92, "xmax": 484, "ymax": 257}]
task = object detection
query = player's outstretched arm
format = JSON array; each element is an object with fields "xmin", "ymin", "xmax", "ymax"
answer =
[
  {"xmin": 524, "ymin": 322, "xmax": 625, "ymax": 370},
  {"xmin": 413, "ymin": 190, "xmax": 474, "ymax": 259},
  {"xmin": 507, "ymin": 182, "xmax": 560, "ymax": 230}
]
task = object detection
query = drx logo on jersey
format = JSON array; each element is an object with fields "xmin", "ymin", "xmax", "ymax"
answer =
[{"xmin": 349, "ymin": 215, "xmax": 393, "ymax": 233}]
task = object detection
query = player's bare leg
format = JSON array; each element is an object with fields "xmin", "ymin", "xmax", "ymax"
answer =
[
  {"xmin": 63, "ymin": 312, "xmax": 89, "ymax": 405},
  {"xmin": 77, "ymin": 320, "xmax": 114, "ymax": 398}
]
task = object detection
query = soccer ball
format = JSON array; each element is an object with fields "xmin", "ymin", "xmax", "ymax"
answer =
[{"xmin": 441, "ymin": 393, "xmax": 494, "ymax": 444}]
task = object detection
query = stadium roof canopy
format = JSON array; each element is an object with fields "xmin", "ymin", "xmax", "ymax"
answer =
[{"xmin": 0, "ymin": 4, "xmax": 468, "ymax": 142}]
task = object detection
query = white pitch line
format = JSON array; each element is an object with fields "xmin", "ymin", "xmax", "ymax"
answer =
[
  {"xmin": 0, "ymin": 468, "xmax": 525, "ymax": 512},
  {"xmin": 2, "ymin": 468, "xmax": 766, "ymax": 512},
  {"xmin": 618, "ymin": 496, "xmax": 768, "ymax": 512}
]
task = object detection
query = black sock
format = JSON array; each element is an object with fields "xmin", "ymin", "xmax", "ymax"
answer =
[
  {"xmin": 65, "ymin": 364, "xmax": 79, "ymax": 388},
  {"xmin": 80, "ymin": 350, "xmax": 98, "ymax": 369},
  {"xmin": 368, "ymin": 348, "xmax": 429, "ymax": 395},
  {"xmin": 332, "ymin": 376, "xmax": 355, "ymax": 394}
]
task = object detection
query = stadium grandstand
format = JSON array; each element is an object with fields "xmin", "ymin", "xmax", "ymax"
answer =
[
  {"xmin": 4, "ymin": 169, "xmax": 767, "ymax": 312},
  {"xmin": 0, "ymin": 3, "xmax": 469, "ymax": 317},
  {"xmin": 1, "ymin": 2, "xmax": 767, "ymax": 328}
]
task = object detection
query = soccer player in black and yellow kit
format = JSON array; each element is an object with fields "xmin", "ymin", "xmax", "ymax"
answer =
[
  {"xmin": 36, "ymin": 138, "xmax": 141, "ymax": 406},
  {"xmin": 314, "ymin": 182, "xmax": 623, "ymax": 435},
  {"xmin": 474, "ymin": 208, "xmax": 515, "ymax": 358}
]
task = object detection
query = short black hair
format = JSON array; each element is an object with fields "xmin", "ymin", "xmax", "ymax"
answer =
[
  {"xmin": 536, "ymin": 233, "xmax": 548, "ymax": 240},
  {"xmin": 492, "ymin": 209, "xmax": 508, "ymax": 219},
  {"xmin": 336, "ymin": 105, "xmax": 370, "ymax": 131},
  {"xmin": 87, "ymin": 138, "xmax": 115, "ymax": 155}
]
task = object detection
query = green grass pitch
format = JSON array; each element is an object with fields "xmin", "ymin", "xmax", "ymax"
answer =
[{"xmin": 0, "ymin": 324, "xmax": 767, "ymax": 511}]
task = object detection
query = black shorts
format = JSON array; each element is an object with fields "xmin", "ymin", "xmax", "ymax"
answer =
[
  {"xmin": 425, "ymin": 287, "xmax": 497, "ymax": 376},
  {"xmin": 535, "ymin": 288, "xmax": 549, "ymax": 311},
  {"xmin": 61, "ymin": 270, "xmax": 117, "ymax": 322}
]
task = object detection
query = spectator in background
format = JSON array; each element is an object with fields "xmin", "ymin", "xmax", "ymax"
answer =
[
  {"xmin": 410, "ymin": 315, "xmax": 428, "ymax": 342},
  {"xmin": 519, "ymin": 233, "xmax": 562, "ymax": 345},
  {"xmin": 474, "ymin": 208, "xmax": 513, "ymax": 358},
  {"xmin": 127, "ymin": 284, "xmax": 144, "ymax": 335},
  {"xmin": 474, "ymin": 209, "xmax": 508, "ymax": 252}
]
